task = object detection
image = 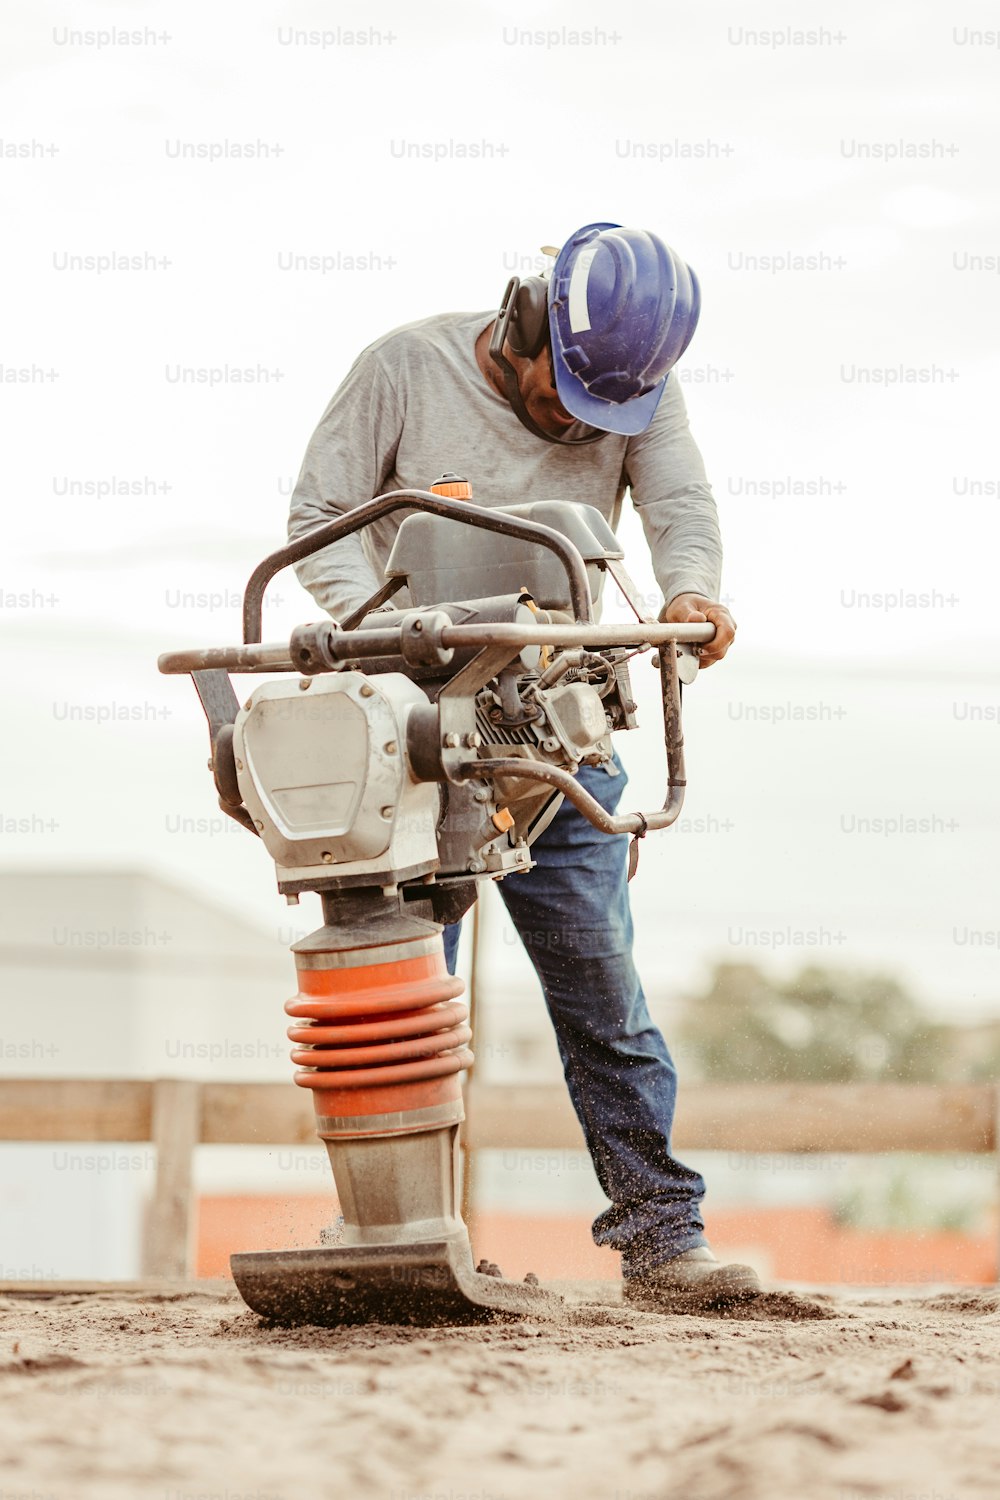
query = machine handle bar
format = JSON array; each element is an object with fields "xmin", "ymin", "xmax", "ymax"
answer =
[{"xmin": 158, "ymin": 620, "xmax": 715, "ymax": 675}]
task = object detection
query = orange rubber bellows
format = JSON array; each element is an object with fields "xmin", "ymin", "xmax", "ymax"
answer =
[{"xmin": 286, "ymin": 939, "xmax": 471, "ymax": 1126}]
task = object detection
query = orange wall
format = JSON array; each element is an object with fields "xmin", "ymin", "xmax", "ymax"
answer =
[{"xmin": 196, "ymin": 1195, "xmax": 998, "ymax": 1285}]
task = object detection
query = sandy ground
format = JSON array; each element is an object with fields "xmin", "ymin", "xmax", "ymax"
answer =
[{"xmin": 1, "ymin": 1281, "xmax": 998, "ymax": 1500}]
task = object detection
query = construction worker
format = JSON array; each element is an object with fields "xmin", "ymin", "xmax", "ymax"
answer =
[{"xmin": 287, "ymin": 221, "xmax": 759, "ymax": 1311}]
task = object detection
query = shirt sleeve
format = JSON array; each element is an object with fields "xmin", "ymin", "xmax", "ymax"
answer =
[
  {"xmin": 623, "ymin": 376, "xmax": 723, "ymax": 612},
  {"xmin": 287, "ymin": 342, "xmax": 405, "ymax": 622}
]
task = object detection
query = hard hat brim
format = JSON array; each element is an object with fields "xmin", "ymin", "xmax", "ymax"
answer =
[{"xmin": 550, "ymin": 358, "xmax": 668, "ymax": 435}]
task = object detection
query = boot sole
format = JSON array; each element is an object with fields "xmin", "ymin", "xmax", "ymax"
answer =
[{"xmin": 623, "ymin": 1264, "xmax": 762, "ymax": 1312}]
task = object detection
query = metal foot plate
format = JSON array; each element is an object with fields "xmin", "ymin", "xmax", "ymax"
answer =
[{"xmin": 230, "ymin": 1239, "xmax": 564, "ymax": 1326}]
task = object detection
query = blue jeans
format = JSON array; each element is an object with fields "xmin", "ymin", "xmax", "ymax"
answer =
[{"xmin": 443, "ymin": 757, "xmax": 707, "ymax": 1277}]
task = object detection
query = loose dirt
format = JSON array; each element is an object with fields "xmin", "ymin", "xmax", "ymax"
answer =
[{"xmin": 1, "ymin": 1281, "xmax": 997, "ymax": 1499}]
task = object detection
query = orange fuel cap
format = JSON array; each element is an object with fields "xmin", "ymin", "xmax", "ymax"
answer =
[{"xmin": 430, "ymin": 472, "xmax": 472, "ymax": 500}]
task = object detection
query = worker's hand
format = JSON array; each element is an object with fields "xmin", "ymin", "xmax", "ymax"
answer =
[{"xmin": 663, "ymin": 593, "xmax": 737, "ymax": 669}]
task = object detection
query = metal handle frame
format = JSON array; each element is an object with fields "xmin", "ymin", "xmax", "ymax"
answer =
[
  {"xmin": 160, "ymin": 489, "xmax": 717, "ymax": 845},
  {"xmin": 157, "ymin": 621, "xmax": 714, "ymax": 677},
  {"xmin": 242, "ymin": 487, "xmax": 596, "ymax": 643}
]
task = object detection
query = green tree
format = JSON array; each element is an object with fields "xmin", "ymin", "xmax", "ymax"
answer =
[{"xmin": 677, "ymin": 961, "xmax": 949, "ymax": 1083}]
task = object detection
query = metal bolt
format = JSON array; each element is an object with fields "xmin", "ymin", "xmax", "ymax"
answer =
[
  {"xmin": 462, "ymin": 731, "xmax": 481, "ymax": 748},
  {"xmin": 359, "ymin": 683, "xmax": 375, "ymax": 697},
  {"xmin": 472, "ymin": 788, "xmax": 490, "ymax": 803},
  {"xmin": 412, "ymin": 618, "xmax": 423, "ymax": 632},
  {"xmin": 254, "ymin": 819, "xmax": 264, "ymax": 831},
  {"xmin": 384, "ymin": 740, "xmax": 397, "ymax": 755},
  {"xmin": 244, "ymin": 699, "xmax": 253, "ymax": 711},
  {"xmin": 443, "ymin": 732, "xmax": 460, "ymax": 749},
  {"xmin": 298, "ymin": 678, "xmax": 312, "ymax": 691},
  {"xmin": 235, "ymin": 758, "xmax": 244, "ymax": 771},
  {"xmin": 541, "ymin": 736, "xmax": 560, "ymax": 753},
  {"xmin": 320, "ymin": 850, "xmax": 334, "ymax": 863},
  {"xmin": 467, "ymin": 859, "xmax": 485, "ymax": 874},
  {"xmin": 380, "ymin": 806, "xmax": 394, "ymax": 820}
]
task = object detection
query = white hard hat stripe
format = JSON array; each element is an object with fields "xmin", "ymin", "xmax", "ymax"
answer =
[{"xmin": 567, "ymin": 246, "xmax": 598, "ymax": 334}]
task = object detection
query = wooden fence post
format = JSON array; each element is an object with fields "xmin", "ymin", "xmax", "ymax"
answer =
[{"xmin": 143, "ymin": 1079, "xmax": 201, "ymax": 1279}]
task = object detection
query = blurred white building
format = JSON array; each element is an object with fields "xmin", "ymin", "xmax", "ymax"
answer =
[{"xmin": 0, "ymin": 866, "xmax": 301, "ymax": 1278}]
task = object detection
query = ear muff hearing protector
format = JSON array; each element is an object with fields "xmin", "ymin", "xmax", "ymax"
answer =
[
  {"xmin": 488, "ymin": 276, "xmax": 607, "ymax": 447},
  {"xmin": 505, "ymin": 275, "xmax": 549, "ymax": 360}
]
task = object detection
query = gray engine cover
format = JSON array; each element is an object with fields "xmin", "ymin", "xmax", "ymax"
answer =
[{"xmin": 232, "ymin": 672, "xmax": 439, "ymax": 883}]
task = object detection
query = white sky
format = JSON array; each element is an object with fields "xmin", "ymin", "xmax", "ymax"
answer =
[{"xmin": 2, "ymin": 0, "xmax": 999, "ymax": 1021}]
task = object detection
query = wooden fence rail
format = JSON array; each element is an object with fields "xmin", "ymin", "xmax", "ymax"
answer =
[{"xmin": 1, "ymin": 1079, "xmax": 997, "ymax": 1279}]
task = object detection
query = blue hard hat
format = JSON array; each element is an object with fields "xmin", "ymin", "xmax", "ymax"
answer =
[{"xmin": 547, "ymin": 221, "xmax": 701, "ymax": 436}]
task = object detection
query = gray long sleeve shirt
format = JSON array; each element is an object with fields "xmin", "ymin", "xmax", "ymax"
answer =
[{"xmin": 288, "ymin": 310, "xmax": 723, "ymax": 622}]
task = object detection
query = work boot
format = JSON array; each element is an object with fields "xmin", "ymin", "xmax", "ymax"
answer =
[{"xmin": 623, "ymin": 1247, "xmax": 761, "ymax": 1313}]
